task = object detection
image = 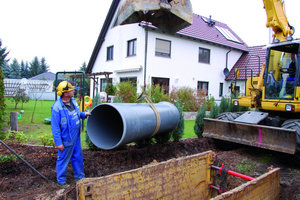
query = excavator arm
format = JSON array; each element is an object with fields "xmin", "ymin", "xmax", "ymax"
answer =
[{"xmin": 263, "ymin": 0, "xmax": 294, "ymax": 42}]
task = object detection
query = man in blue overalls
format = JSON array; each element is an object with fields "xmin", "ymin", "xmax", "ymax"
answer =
[{"xmin": 51, "ymin": 81, "xmax": 91, "ymax": 187}]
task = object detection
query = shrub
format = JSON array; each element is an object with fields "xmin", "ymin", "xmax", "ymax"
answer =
[
  {"xmin": 105, "ymin": 83, "xmax": 117, "ymax": 95},
  {"xmin": 171, "ymin": 102, "xmax": 184, "ymax": 142},
  {"xmin": 115, "ymin": 81, "xmax": 137, "ymax": 103},
  {"xmin": 12, "ymin": 89, "xmax": 29, "ymax": 109},
  {"xmin": 219, "ymin": 96, "xmax": 231, "ymax": 114},
  {"xmin": 146, "ymin": 84, "xmax": 169, "ymax": 103},
  {"xmin": 205, "ymin": 94, "xmax": 215, "ymax": 111},
  {"xmin": 169, "ymin": 87, "xmax": 200, "ymax": 112},
  {"xmin": 38, "ymin": 133, "xmax": 54, "ymax": 147},
  {"xmin": 208, "ymin": 103, "xmax": 219, "ymax": 119},
  {"xmin": 0, "ymin": 154, "xmax": 23, "ymax": 163},
  {"xmin": 4, "ymin": 130, "xmax": 28, "ymax": 144},
  {"xmin": 194, "ymin": 105, "xmax": 207, "ymax": 138}
]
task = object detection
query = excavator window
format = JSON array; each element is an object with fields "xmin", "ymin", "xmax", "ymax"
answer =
[{"xmin": 264, "ymin": 43, "xmax": 299, "ymax": 99}]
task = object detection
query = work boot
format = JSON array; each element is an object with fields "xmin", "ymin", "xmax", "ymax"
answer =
[{"xmin": 57, "ymin": 183, "xmax": 70, "ymax": 189}]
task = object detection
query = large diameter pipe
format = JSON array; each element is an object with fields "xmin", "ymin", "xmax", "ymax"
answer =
[{"xmin": 86, "ymin": 102, "xmax": 180, "ymax": 150}]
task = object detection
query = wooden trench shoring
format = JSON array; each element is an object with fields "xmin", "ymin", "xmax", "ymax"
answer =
[{"xmin": 76, "ymin": 151, "xmax": 280, "ymax": 200}]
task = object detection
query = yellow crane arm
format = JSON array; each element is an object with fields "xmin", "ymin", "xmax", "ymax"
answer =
[{"xmin": 263, "ymin": 0, "xmax": 294, "ymax": 41}]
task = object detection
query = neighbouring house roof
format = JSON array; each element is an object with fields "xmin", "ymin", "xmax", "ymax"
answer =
[
  {"xmin": 29, "ymin": 72, "xmax": 63, "ymax": 81},
  {"xmin": 226, "ymin": 45, "xmax": 267, "ymax": 80}
]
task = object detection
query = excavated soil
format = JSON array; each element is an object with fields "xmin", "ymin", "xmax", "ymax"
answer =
[{"xmin": 0, "ymin": 138, "xmax": 299, "ymax": 200}]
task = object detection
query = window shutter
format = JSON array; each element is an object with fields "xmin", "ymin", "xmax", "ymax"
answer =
[{"xmin": 156, "ymin": 39, "xmax": 170, "ymax": 54}]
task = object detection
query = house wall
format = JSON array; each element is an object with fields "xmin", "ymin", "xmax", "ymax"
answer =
[{"xmin": 91, "ymin": 23, "xmax": 244, "ymax": 102}]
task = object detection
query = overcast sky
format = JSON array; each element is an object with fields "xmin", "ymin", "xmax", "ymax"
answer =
[{"xmin": 1, "ymin": 0, "xmax": 299, "ymax": 73}]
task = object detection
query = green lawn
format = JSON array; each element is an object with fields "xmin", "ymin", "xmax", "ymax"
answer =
[
  {"xmin": 4, "ymin": 98, "xmax": 53, "ymax": 143},
  {"xmin": 3, "ymin": 98, "xmax": 197, "ymax": 146},
  {"xmin": 184, "ymin": 120, "xmax": 197, "ymax": 138}
]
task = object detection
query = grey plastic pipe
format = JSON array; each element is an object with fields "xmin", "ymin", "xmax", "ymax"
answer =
[{"xmin": 86, "ymin": 102, "xmax": 180, "ymax": 150}]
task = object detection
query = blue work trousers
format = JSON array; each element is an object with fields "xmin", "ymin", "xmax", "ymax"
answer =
[{"xmin": 56, "ymin": 135, "xmax": 85, "ymax": 184}]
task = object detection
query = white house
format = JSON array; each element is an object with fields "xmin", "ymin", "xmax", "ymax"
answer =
[{"xmin": 86, "ymin": 0, "xmax": 265, "ymax": 102}]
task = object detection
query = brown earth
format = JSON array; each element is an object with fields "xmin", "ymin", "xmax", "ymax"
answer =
[{"xmin": 0, "ymin": 138, "xmax": 299, "ymax": 200}]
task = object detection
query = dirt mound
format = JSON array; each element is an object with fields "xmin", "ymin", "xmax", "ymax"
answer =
[{"xmin": 0, "ymin": 138, "xmax": 299, "ymax": 199}]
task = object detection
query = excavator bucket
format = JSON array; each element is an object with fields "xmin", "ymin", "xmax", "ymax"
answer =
[
  {"xmin": 117, "ymin": 0, "xmax": 193, "ymax": 33},
  {"xmin": 203, "ymin": 118, "xmax": 297, "ymax": 154}
]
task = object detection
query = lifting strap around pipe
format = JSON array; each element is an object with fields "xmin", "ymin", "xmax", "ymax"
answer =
[{"xmin": 144, "ymin": 96, "xmax": 161, "ymax": 137}]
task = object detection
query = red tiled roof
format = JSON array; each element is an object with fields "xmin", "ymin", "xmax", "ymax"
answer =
[{"xmin": 226, "ymin": 45, "xmax": 267, "ymax": 80}]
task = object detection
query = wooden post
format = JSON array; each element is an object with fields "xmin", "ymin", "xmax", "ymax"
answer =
[{"xmin": 10, "ymin": 112, "xmax": 18, "ymax": 131}]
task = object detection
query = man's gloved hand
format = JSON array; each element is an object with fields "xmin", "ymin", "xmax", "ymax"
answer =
[
  {"xmin": 57, "ymin": 145, "xmax": 64, "ymax": 151},
  {"xmin": 85, "ymin": 111, "xmax": 92, "ymax": 116}
]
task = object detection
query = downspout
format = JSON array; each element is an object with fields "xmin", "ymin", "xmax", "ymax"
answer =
[
  {"xmin": 226, "ymin": 49, "xmax": 232, "ymax": 72},
  {"xmin": 223, "ymin": 48, "xmax": 232, "ymax": 77}
]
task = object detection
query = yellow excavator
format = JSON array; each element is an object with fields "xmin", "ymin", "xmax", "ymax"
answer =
[
  {"xmin": 203, "ymin": 0, "xmax": 300, "ymax": 155},
  {"xmin": 117, "ymin": 0, "xmax": 299, "ymax": 154}
]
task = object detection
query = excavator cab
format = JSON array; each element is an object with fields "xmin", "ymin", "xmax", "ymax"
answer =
[{"xmin": 264, "ymin": 41, "xmax": 299, "ymax": 101}]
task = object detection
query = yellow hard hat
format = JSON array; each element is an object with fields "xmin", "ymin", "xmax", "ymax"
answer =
[{"xmin": 56, "ymin": 81, "xmax": 75, "ymax": 96}]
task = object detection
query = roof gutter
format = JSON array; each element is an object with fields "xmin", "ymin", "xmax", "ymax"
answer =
[{"xmin": 86, "ymin": 0, "xmax": 120, "ymax": 74}]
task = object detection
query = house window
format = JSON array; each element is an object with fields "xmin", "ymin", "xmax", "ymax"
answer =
[
  {"xmin": 219, "ymin": 83, "xmax": 223, "ymax": 97},
  {"xmin": 199, "ymin": 47, "xmax": 210, "ymax": 64},
  {"xmin": 100, "ymin": 78, "xmax": 112, "ymax": 92},
  {"xmin": 152, "ymin": 77, "xmax": 170, "ymax": 94},
  {"xmin": 107, "ymin": 46, "xmax": 114, "ymax": 61},
  {"xmin": 197, "ymin": 81, "xmax": 209, "ymax": 96},
  {"xmin": 120, "ymin": 77, "xmax": 137, "ymax": 86},
  {"xmin": 155, "ymin": 38, "xmax": 171, "ymax": 57},
  {"xmin": 127, "ymin": 39, "xmax": 137, "ymax": 57}
]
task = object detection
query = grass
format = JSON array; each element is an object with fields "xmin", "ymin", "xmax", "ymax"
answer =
[
  {"xmin": 3, "ymin": 98, "xmax": 198, "ymax": 147},
  {"xmin": 184, "ymin": 120, "xmax": 197, "ymax": 138},
  {"xmin": 4, "ymin": 98, "xmax": 53, "ymax": 144}
]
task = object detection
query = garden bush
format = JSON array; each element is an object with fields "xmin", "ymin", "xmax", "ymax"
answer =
[
  {"xmin": 4, "ymin": 130, "xmax": 28, "ymax": 144},
  {"xmin": 115, "ymin": 81, "xmax": 137, "ymax": 103},
  {"xmin": 105, "ymin": 83, "xmax": 117, "ymax": 95},
  {"xmin": 171, "ymin": 102, "xmax": 184, "ymax": 142},
  {"xmin": 194, "ymin": 105, "xmax": 207, "ymax": 138},
  {"xmin": 208, "ymin": 103, "xmax": 219, "ymax": 119},
  {"xmin": 169, "ymin": 87, "xmax": 200, "ymax": 112},
  {"xmin": 219, "ymin": 96, "xmax": 231, "ymax": 114},
  {"xmin": 38, "ymin": 133, "xmax": 54, "ymax": 147},
  {"xmin": 12, "ymin": 89, "xmax": 30, "ymax": 109},
  {"xmin": 146, "ymin": 84, "xmax": 169, "ymax": 103},
  {"xmin": 0, "ymin": 154, "xmax": 22, "ymax": 163}
]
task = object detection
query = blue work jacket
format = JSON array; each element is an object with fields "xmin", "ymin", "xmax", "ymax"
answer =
[{"xmin": 51, "ymin": 97, "xmax": 86, "ymax": 147}]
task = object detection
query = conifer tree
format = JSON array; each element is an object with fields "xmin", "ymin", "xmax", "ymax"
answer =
[
  {"xmin": 0, "ymin": 39, "xmax": 9, "ymax": 131},
  {"xmin": 10, "ymin": 58, "xmax": 21, "ymax": 79},
  {"xmin": 29, "ymin": 56, "xmax": 40, "ymax": 77}
]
